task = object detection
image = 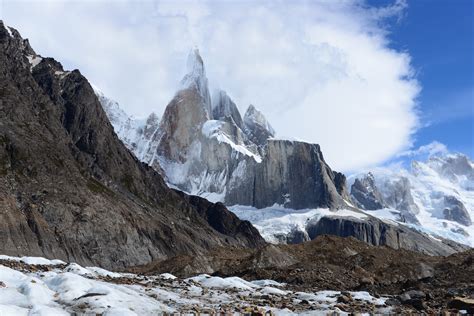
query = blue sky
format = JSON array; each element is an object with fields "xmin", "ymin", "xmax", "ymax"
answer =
[
  {"xmin": 1, "ymin": 0, "xmax": 472, "ymax": 170},
  {"xmin": 372, "ymin": 0, "xmax": 473, "ymax": 158}
]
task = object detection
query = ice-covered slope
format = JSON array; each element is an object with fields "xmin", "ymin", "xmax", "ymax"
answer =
[
  {"xmin": 93, "ymin": 87, "xmax": 161, "ymax": 164},
  {"xmin": 349, "ymin": 153, "xmax": 474, "ymax": 247},
  {"xmin": 0, "ymin": 254, "xmax": 393, "ymax": 315}
]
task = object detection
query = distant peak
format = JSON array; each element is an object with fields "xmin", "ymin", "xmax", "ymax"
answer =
[
  {"xmin": 243, "ymin": 104, "xmax": 276, "ymax": 142},
  {"xmin": 179, "ymin": 47, "xmax": 212, "ymax": 116},
  {"xmin": 186, "ymin": 48, "xmax": 204, "ymax": 74}
]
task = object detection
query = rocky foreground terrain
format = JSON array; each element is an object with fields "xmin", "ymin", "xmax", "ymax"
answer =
[
  {"xmin": 0, "ymin": 236, "xmax": 472, "ymax": 315},
  {"xmin": 131, "ymin": 235, "xmax": 474, "ymax": 313}
]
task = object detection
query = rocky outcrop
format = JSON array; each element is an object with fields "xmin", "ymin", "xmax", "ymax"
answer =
[
  {"xmin": 351, "ymin": 173, "xmax": 420, "ymax": 224},
  {"xmin": 443, "ymin": 196, "xmax": 472, "ymax": 226},
  {"xmin": 351, "ymin": 173, "xmax": 386, "ymax": 210},
  {"xmin": 243, "ymin": 104, "xmax": 275, "ymax": 147},
  {"xmin": 382, "ymin": 177, "xmax": 420, "ymax": 223},
  {"xmin": 227, "ymin": 140, "xmax": 349, "ymax": 209},
  {"xmin": 212, "ymin": 90, "xmax": 244, "ymax": 130},
  {"xmin": 306, "ymin": 216, "xmax": 467, "ymax": 256},
  {"xmin": 0, "ymin": 21, "xmax": 265, "ymax": 270}
]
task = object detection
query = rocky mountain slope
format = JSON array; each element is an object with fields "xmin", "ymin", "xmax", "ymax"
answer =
[
  {"xmin": 97, "ymin": 49, "xmax": 349, "ymax": 210},
  {"xmin": 96, "ymin": 49, "xmax": 470, "ymax": 254},
  {"xmin": 0, "ymin": 21, "xmax": 264, "ymax": 270},
  {"xmin": 349, "ymin": 153, "xmax": 474, "ymax": 247}
]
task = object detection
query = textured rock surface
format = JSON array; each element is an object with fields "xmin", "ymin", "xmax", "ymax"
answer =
[
  {"xmin": 212, "ymin": 90, "xmax": 244, "ymax": 130},
  {"xmin": 351, "ymin": 174, "xmax": 420, "ymax": 224},
  {"xmin": 305, "ymin": 216, "xmax": 467, "ymax": 256},
  {"xmin": 227, "ymin": 140, "xmax": 349, "ymax": 209},
  {"xmin": 98, "ymin": 49, "xmax": 350, "ymax": 211},
  {"xmin": 382, "ymin": 177, "xmax": 420, "ymax": 223},
  {"xmin": 350, "ymin": 173, "xmax": 386, "ymax": 210},
  {"xmin": 349, "ymin": 153, "xmax": 474, "ymax": 246},
  {"xmin": 0, "ymin": 22, "xmax": 265, "ymax": 270},
  {"xmin": 134, "ymin": 235, "xmax": 474, "ymax": 314},
  {"xmin": 443, "ymin": 195, "xmax": 472, "ymax": 226},
  {"xmin": 243, "ymin": 104, "xmax": 275, "ymax": 148}
]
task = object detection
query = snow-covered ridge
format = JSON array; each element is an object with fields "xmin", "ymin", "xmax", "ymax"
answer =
[
  {"xmin": 348, "ymin": 152, "xmax": 474, "ymax": 247},
  {"xmin": 202, "ymin": 120, "xmax": 262, "ymax": 163},
  {"xmin": 0, "ymin": 254, "xmax": 392, "ymax": 315}
]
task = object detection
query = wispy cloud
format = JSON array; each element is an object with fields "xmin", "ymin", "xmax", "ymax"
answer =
[
  {"xmin": 1, "ymin": 0, "xmax": 420, "ymax": 172},
  {"xmin": 397, "ymin": 140, "xmax": 448, "ymax": 159}
]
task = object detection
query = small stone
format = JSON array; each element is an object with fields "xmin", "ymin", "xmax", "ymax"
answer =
[
  {"xmin": 385, "ymin": 298, "xmax": 401, "ymax": 306},
  {"xmin": 447, "ymin": 297, "xmax": 474, "ymax": 314},
  {"xmin": 0, "ymin": 281, "xmax": 6, "ymax": 288},
  {"xmin": 360, "ymin": 277, "xmax": 374, "ymax": 285},
  {"xmin": 337, "ymin": 295, "xmax": 351, "ymax": 304}
]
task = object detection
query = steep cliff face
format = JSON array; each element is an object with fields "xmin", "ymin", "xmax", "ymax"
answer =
[
  {"xmin": 98, "ymin": 49, "xmax": 349, "ymax": 210},
  {"xmin": 0, "ymin": 22, "xmax": 264, "ymax": 270},
  {"xmin": 306, "ymin": 216, "xmax": 467, "ymax": 256},
  {"xmin": 351, "ymin": 173, "xmax": 386, "ymax": 210},
  {"xmin": 226, "ymin": 140, "xmax": 349, "ymax": 209}
]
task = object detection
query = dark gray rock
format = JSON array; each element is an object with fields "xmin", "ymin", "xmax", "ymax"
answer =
[
  {"xmin": 306, "ymin": 215, "xmax": 467, "ymax": 256},
  {"xmin": 0, "ymin": 21, "xmax": 265, "ymax": 270},
  {"xmin": 350, "ymin": 172, "xmax": 386, "ymax": 210},
  {"xmin": 212, "ymin": 90, "xmax": 244, "ymax": 130},
  {"xmin": 226, "ymin": 140, "xmax": 350, "ymax": 209},
  {"xmin": 273, "ymin": 227, "xmax": 310, "ymax": 244},
  {"xmin": 443, "ymin": 195, "xmax": 472, "ymax": 226}
]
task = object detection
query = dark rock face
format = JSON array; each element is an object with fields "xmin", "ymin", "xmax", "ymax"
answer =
[
  {"xmin": 350, "ymin": 173, "xmax": 386, "ymax": 210},
  {"xmin": 443, "ymin": 196, "xmax": 472, "ymax": 226},
  {"xmin": 351, "ymin": 173, "xmax": 420, "ymax": 224},
  {"xmin": 212, "ymin": 90, "xmax": 244, "ymax": 130},
  {"xmin": 0, "ymin": 22, "xmax": 264, "ymax": 270},
  {"xmin": 226, "ymin": 140, "xmax": 349, "ymax": 209},
  {"xmin": 306, "ymin": 216, "xmax": 467, "ymax": 256}
]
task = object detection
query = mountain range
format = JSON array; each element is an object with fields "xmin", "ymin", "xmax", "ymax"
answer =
[
  {"xmin": 1, "ymin": 20, "xmax": 473, "ymax": 314},
  {"xmin": 96, "ymin": 47, "xmax": 472, "ymax": 252}
]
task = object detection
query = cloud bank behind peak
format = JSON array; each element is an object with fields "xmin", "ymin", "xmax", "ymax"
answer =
[{"xmin": 1, "ymin": 0, "xmax": 420, "ymax": 171}]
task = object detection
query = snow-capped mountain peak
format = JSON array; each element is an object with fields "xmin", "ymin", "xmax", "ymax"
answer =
[
  {"xmin": 243, "ymin": 104, "xmax": 275, "ymax": 146},
  {"xmin": 179, "ymin": 48, "xmax": 212, "ymax": 116},
  {"xmin": 349, "ymin": 152, "xmax": 474, "ymax": 247},
  {"xmin": 211, "ymin": 89, "xmax": 244, "ymax": 129}
]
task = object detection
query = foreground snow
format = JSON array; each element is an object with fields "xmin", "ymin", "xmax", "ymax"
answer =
[{"xmin": 0, "ymin": 255, "xmax": 392, "ymax": 315}]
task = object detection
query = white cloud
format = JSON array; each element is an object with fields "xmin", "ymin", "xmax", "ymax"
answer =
[
  {"xmin": 397, "ymin": 141, "xmax": 449, "ymax": 159},
  {"xmin": 0, "ymin": 0, "xmax": 420, "ymax": 172}
]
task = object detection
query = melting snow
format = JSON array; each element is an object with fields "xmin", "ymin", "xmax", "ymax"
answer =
[
  {"xmin": 26, "ymin": 55, "xmax": 42, "ymax": 70},
  {"xmin": 0, "ymin": 254, "xmax": 393, "ymax": 315}
]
